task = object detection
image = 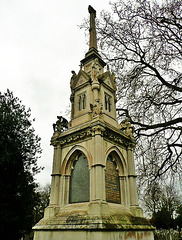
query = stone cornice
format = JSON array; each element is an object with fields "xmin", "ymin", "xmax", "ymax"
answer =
[{"xmin": 51, "ymin": 120, "xmax": 136, "ymax": 148}]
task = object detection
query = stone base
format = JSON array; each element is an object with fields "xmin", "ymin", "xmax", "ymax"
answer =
[
  {"xmin": 34, "ymin": 230, "xmax": 154, "ymax": 240},
  {"xmin": 33, "ymin": 202, "xmax": 154, "ymax": 240}
]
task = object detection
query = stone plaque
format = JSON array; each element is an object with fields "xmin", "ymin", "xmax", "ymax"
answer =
[
  {"xmin": 69, "ymin": 154, "xmax": 90, "ymax": 203},
  {"xmin": 105, "ymin": 155, "xmax": 121, "ymax": 204}
]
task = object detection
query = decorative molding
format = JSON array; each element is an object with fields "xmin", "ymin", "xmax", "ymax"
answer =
[
  {"xmin": 51, "ymin": 173, "xmax": 62, "ymax": 177},
  {"xmin": 91, "ymin": 163, "xmax": 105, "ymax": 168},
  {"xmin": 72, "ymin": 70, "xmax": 90, "ymax": 90},
  {"xmin": 104, "ymin": 130, "xmax": 126, "ymax": 146},
  {"xmin": 91, "ymin": 125, "xmax": 105, "ymax": 135},
  {"xmin": 58, "ymin": 129, "xmax": 92, "ymax": 146},
  {"xmin": 51, "ymin": 122, "xmax": 135, "ymax": 148},
  {"xmin": 128, "ymin": 174, "xmax": 137, "ymax": 178}
]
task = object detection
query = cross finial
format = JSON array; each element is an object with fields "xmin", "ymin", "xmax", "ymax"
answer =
[{"xmin": 88, "ymin": 5, "xmax": 97, "ymax": 50}]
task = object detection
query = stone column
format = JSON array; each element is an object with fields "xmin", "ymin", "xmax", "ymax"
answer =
[
  {"xmin": 90, "ymin": 166, "xmax": 95, "ymax": 201},
  {"xmin": 92, "ymin": 83, "xmax": 99, "ymax": 100},
  {"xmin": 127, "ymin": 144, "xmax": 138, "ymax": 206},
  {"xmin": 49, "ymin": 145, "xmax": 62, "ymax": 206},
  {"xmin": 119, "ymin": 176, "xmax": 127, "ymax": 205},
  {"xmin": 62, "ymin": 175, "xmax": 70, "ymax": 205},
  {"xmin": 91, "ymin": 126, "xmax": 105, "ymax": 201}
]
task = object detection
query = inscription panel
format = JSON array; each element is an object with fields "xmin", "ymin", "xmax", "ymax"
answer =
[
  {"xmin": 105, "ymin": 155, "xmax": 121, "ymax": 204},
  {"xmin": 69, "ymin": 154, "xmax": 90, "ymax": 203}
]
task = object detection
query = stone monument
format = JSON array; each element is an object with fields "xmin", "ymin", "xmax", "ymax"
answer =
[{"xmin": 33, "ymin": 5, "xmax": 154, "ymax": 240}]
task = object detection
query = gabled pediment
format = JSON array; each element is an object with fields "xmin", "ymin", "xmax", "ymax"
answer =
[
  {"xmin": 72, "ymin": 70, "xmax": 90, "ymax": 89},
  {"xmin": 99, "ymin": 71, "xmax": 116, "ymax": 91}
]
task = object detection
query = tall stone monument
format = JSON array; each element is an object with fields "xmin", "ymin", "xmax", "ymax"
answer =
[{"xmin": 33, "ymin": 6, "xmax": 154, "ymax": 240}]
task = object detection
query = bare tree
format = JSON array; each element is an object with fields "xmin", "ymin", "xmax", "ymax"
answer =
[{"xmin": 93, "ymin": 0, "xmax": 182, "ymax": 183}]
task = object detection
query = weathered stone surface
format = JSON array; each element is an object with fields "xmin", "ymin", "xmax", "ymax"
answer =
[
  {"xmin": 105, "ymin": 156, "xmax": 121, "ymax": 204},
  {"xmin": 33, "ymin": 5, "xmax": 154, "ymax": 240},
  {"xmin": 34, "ymin": 230, "xmax": 154, "ymax": 240}
]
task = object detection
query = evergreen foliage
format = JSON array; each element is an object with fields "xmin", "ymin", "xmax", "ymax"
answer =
[{"xmin": 0, "ymin": 89, "xmax": 42, "ymax": 240}]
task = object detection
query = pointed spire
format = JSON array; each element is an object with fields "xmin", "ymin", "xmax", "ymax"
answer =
[
  {"xmin": 80, "ymin": 6, "xmax": 106, "ymax": 69},
  {"xmin": 88, "ymin": 5, "xmax": 97, "ymax": 50}
]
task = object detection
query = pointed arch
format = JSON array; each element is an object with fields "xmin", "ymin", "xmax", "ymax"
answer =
[
  {"xmin": 61, "ymin": 145, "xmax": 91, "ymax": 204},
  {"xmin": 105, "ymin": 154, "xmax": 120, "ymax": 203},
  {"xmin": 69, "ymin": 153, "xmax": 90, "ymax": 203},
  {"xmin": 105, "ymin": 146, "xmax": 129, "ymax": 205},
  {"xmin": 61, "ymin": 145, "xmax": 92, "ymax": 175},
  {"xmin": 105, "ymin": 146, "xmax": 127, "ymax": 176}
]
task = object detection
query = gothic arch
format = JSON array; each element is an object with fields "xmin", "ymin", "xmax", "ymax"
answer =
[
  {"xmin": 105, "ymin": 146, "xmax": 127, "ymax": 176},
  {"xmin": 61, "ymin": 145, "xmax": 92, "ymax": 175}
]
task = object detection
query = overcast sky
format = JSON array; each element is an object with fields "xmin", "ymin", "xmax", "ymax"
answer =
[{"xmin": 0, "ymin": 0, "xmax": 113, "ymax": 186}]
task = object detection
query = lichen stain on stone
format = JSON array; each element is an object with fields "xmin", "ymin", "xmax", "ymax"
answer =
[
  {"xmin": 137, "ymin": 232, "xmax": 144, "ymax": 240},
  {"xmin": 103, "ymin": 222, "xmax": 119, "ymax": 229},
  {"xmin": 125, "ymin": 231, "xmax": 136, "ymax": 239}
]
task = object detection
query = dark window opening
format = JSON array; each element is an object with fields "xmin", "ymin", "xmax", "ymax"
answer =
[
  {"xmin": 78, "ymin": 93, "xmax": 86, "ymax": 111},
  {"xmin": 105, "ymin": 94, "xmax": 112, "ymax": 112}
]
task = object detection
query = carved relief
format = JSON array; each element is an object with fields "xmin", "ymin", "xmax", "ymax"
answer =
[
  {"xmin": 53, "ymin": 116, "xmax": 68, "ymax": 133},
  {"xmin": 70, "ymin": 71, "xmax": 77, "ymax": 91},
  {"xmin": 91, "ymin": 58, "xmax": 101, "ymax": 83},
  {"xmin": 120, "ymin": 119, "xmax": 134, "ymax": 138},
  {"xmin": 90, "ymin": 99, "xmax": 103, "ymax": 116},
  {"xmin": 57, "ymin": 130, "xmax": 92, "ymax": 146},
  {"xmin": 103, "ymin": 130, "xmax": 132, "ymax": 147},
  {"xmin": 51, "ymin": 122, "xmax": 134, "ymax": 148}
]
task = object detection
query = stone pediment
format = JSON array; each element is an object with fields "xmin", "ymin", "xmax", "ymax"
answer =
[
  {"xmin": 99, "ymin": 71, "xmax": 116, "ymax": 91},
  {"xmin": 73, "ymin": 70, "xmax": 90, "ymax": 89}
]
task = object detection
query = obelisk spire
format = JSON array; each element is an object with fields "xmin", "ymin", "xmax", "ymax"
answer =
[
  {"xmin": 81, "ymin": 6, "xmax": 106, "ymax": 68},
  {"xmin": 88, "ymin": 5, "xmax": 97, "ymax": 50}
]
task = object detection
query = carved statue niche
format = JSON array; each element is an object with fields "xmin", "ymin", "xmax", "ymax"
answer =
[
  {"xmin": 70, "ymin": 70, "xmax": 77, "ymax": 91},
  {"xmin": 120, "ymin": 119, "xmax": 134, "ymax": 138},
  {"xmin": 90, "ymin": 99, "xmax": 103, "ymax": 116},
  {"xmin": 91, "ymin": 58, "xmax": 101, "ymax": 82},
  {"xmin": 53, "ymin": 116, "xmax": 68, "ymax": 133}
]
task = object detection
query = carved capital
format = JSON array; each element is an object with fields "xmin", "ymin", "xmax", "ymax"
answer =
[
  {"xmin": 51, "ymin": 132, "xmax": 61, "ymax": 146},
  {"xmin": 91, "ymin": 125, "xmax": 105, "ymax": 135},
  {"xmin": 91, "ymin": 82, "xmax": 100, "ymax": 90},
  {"xmin": 128, "ymin": 142, "xmax": 136, "ymax": 150}
]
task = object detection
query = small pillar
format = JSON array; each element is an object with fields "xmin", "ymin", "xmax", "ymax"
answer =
[
  {"xmin": 127, "ymin": 144, "xmax": 138, "ymax": 206},
  {"xmin": 49, "ymin": 145, "xmax": 62, "ymax": 206}
]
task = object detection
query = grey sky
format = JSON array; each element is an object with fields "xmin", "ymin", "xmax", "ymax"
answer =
[{"xmin": 0, "ymin": 0, "xmax": 112, "ymax": 186}]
